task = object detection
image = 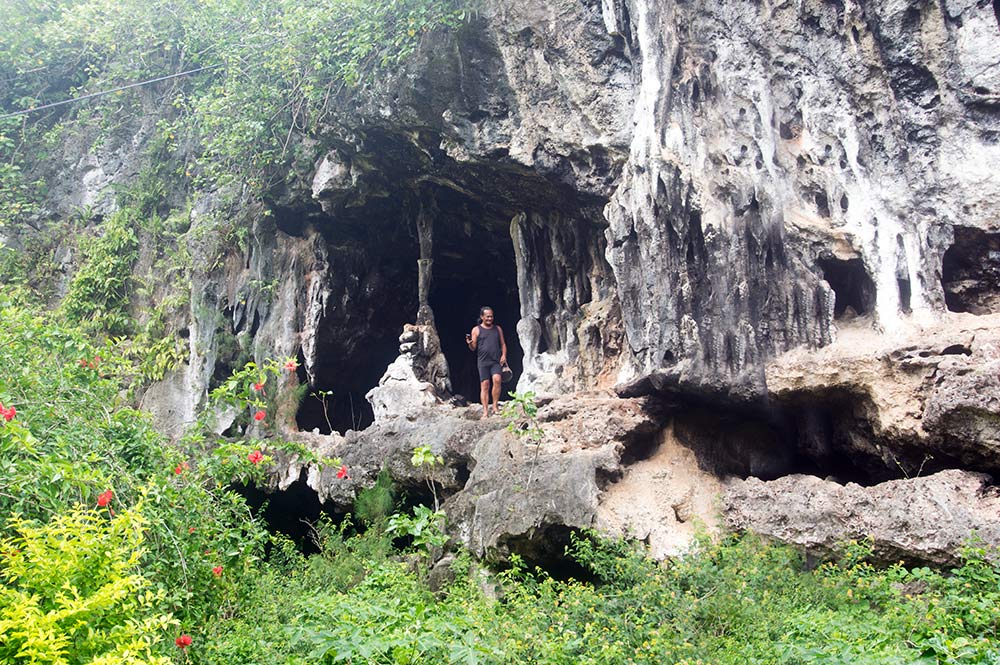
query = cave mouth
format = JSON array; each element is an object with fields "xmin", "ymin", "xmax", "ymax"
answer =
[
  {"xmin": 234, "ymin": 472, "xmax": 346, "ymax": 555},
  {"xmin": 294, "ymin": 194, "xmax": 421, "ymax": 435},
  {"xmin": 642, "ymin": 389, "xmax": 926, "ymax": 486},
  {"xmin": 494, "ymin": 526, "xmax": 595, "ymax": 582},
  {"xmin": 818, "ymin": 256, "xmax": 876, "ymax": 319},
  {"xmin": 428, "ymin": 184, "xmax": 522, "ymax": 403},
  {"xmin": 941, "ymin": 226, "xmax": 1000, "ymax": 314}
]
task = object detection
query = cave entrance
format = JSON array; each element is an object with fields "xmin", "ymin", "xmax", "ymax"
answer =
[
  {"xmin": 428, "ymin": 185, "xmax": 522, "ymax": 403},
  {"xmin": 817, "ymin": 256, "xmax": 876, "ymax": 319},
  {"xmin": 941, "ymin": 227, "xmax": 1000, "ymax": 314},
  {"xmin": 234, "ymin": 472, "xmax": 345, "ymax": 555},
  {"xmin": 293, "ymin": 197, "xmax": 420, "ymax": 435}
]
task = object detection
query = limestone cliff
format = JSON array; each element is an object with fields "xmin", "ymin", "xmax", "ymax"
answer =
[{"xmin": 22, "ymin": 0, "xmax": 1000, "ymax": 562}]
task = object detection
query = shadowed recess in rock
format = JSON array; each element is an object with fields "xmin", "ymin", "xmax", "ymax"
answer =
[
  {"xmin": 233, "ymin": 471, "xmax": 345, "ymax": 555},
  {"xmin": 941, "ymin": 226, "xmax": 1000, "ymax": 314},
  {"xmin": 817, "ymin": 256, "xmax": 876, "ymax": 319},
  {"xmin": 290, "ymin": 193, "xmax": 421, "ymax": 433},
  {"xmin": 633, "ymin": 388, "xmax": 956, "ymax": 486},
  {"xmin": 494, "ymin": 525, "xmax": 595, "ymax": 582},
  {"xmin": 425, "ymin": 182, "xmax": 523, "ymax": 402}
]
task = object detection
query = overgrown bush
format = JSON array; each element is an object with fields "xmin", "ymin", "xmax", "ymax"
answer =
[
  {"xmin": 0, "ymin": 507, "xmax": 175, "ymax": 664},
  {"xmin": 61, "ymin": 208, "xmax": 140, "ymax": 335}
]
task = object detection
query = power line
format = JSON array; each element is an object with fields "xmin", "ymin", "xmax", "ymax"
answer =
[{"xmin": 0, "ymin": 63, "xmax": 221, "ymax": 121}]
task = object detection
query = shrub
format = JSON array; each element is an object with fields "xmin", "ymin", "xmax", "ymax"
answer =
[{"xmin": 0, "ymin": 507, "xmax": 175, "ymax": 664}]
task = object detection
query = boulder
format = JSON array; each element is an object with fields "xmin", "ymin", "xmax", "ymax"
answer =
[{"xmin": 722, "ymin": 470, "xmax": 1000, "ymax": 565}]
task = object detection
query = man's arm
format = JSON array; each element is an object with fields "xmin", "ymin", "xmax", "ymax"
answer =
[
  {"xmin": 498, "ymin": 326, "xmax": 507, "ymax": 365},
  {"xmin": 467, "ymin": 326, "xmax": 479, "ymax": 351}
]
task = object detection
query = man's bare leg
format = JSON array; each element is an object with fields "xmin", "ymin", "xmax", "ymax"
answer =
[
  {"xmin": 480, "ymin": 379, "xmax": 491, "ymax": 418},
  {"xmin": 491, "ymin": 374, "xmax": 502, "ymax": 415}
]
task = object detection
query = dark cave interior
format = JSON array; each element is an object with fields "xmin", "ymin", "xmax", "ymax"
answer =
[
  {"xmin": 427, "ymin": 183, "xmax": 523, "ymax": 403},
  {"xmin": 279, "ymin": 127, "xmax": 602, "ymax": 433},
  {"xmin": 818, "ymin": 256, "xmax": 876, "ymax": 319},
  {"xmin": 941, "ymin": 226, "xmax": 1000, "ymax": 314},
  {"xmin": 292, "ymin": 197, "xmax": 421, "ymax": 434},
  {"xmin": 288, "ymin": 182, "xmax": 526, "ymax": 433},
  {"xmin": 635, "ymin": 386, "xmax": 965, "ymax": 486},
  {"xmin": 234, "ymin": 472, "xmax": 334, "ymax": 555}
]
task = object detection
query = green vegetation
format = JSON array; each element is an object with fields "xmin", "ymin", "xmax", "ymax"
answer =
[
  {"xmin": 2, "ymin": 2, "xmax": 1000, "ymax": 662},
  {"xmin": 1, "ymin": 296, "xmax": 999, "ymax": 663},
  {"xmin": 61, "ymin": 207, "xmax": 139, "ymax": 335},
  {"xmin": 0, "ymin": 0, "xmax": 471, "ymax": 218}
]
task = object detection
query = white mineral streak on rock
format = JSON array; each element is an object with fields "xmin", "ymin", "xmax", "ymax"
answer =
[
  {"xmin": 606, "ymin": 0, "xmax": 667, "ymax": 380},
  {"xmin": 631, "ymin": 0, "xmax": 661, "ymax": 171},
  {"xmin": 300, "ymin": 242, "xmax": 330, "ymax": 388}
]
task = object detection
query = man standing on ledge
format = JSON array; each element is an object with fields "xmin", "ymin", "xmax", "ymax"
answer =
[{"xmin": 466, "ymin": 306, "xmax": 507, "ymax": 419}]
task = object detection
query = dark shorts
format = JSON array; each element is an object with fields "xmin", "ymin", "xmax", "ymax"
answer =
[{"xmin": 478, "ymin": 361, "xmax": 502, "ymax": 382}]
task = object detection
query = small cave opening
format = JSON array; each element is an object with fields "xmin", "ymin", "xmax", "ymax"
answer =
[
  {"xmin": 295, "ymin": 199, "xmax": 420, "ymax": 434},
  {"xmin": 897, "ymin": 276, "xmax": 912, "ymax": 313},
  {"xmin": 645, "ymin": 390, "xmax": 914, "ymax": 487},
  {"xmin": 234, "ymin": 472, "xmax": 343, "ymax": 555},
  {"xmin": 494, "ymin": 526, "xmax": 595, "ymax": 582},
  {"xmin": 817, "ymin": 256, "xmax": 876, "ymax": 318},
  {"xmin": 427, "ymin": 185, "xmax": 523, "ymax": 404},
  {"xmin": 941, "ymin": 227, "xmax": 1000, "ymax": 314}
]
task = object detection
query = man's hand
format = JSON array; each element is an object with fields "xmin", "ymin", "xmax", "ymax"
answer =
[{"xmin": 500, "ymin": 355, "xmax": 507, "ymax": 365}]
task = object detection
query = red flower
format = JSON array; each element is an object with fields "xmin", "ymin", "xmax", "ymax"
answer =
[
  {"xmin": 79, "ymin": 359, "xmax": 88, "ymax": 367},
  {"xmin": 188, "ymin": 526, "xmax": 196, "ymax": 533},
  {"xmin": 1, "ymin": 405, "xmax": 15, "ymax": 422},
  {"xmin": 96, "ymin": 489, "xmax": 113, "ymax": 507},
  {"xmin": 252, "ymin": 382, "xmax": 265, "ymax": 392},
  {"xmin": 212, "ymin": 565, "xmax": 223, "ymax": 576},
  {"xmin": 248, "ymin": 450, "xmax": 263, "ymax": 464},
  {"xmin": 253, "ymin": 410, "xmax": 266, "ymax": 421},
  {"xmin": 336, "ymin": 464, "xmax": 349, "ymax": 480},
  {"xmin": 174, "ymin": 461, "xmax": 189, "ymax": 475},
  {"xmin": 175, "ymin": 634, "xmax": 192, "ymax": 649},
  {"xmin": 284, "ymin": 359, "xmax": 298, "ymax": 371}
]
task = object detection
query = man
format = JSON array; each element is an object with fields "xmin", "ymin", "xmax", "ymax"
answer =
[{"xmin": 465, "ymin": 306, "xmax": 507, "ymax": 419}]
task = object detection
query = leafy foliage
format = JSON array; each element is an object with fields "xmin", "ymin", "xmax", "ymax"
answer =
[
  {"xmin": 354, "ymin": 468, "xmax": 397, "ymax": 527},
  {"xmin": 0, "ymin": 0, "xmax": 472, "ymax": 226},
  {"xmin": 61, "ymin": 207, "xmax": 140, "ymax": 335},
  {"xmin": 0, "ymin": 507, "xmax": 175, "ymax": 665},
  {"xmin": 2, "ymin": 290, "xmax": 1000, "ymax": 663}
]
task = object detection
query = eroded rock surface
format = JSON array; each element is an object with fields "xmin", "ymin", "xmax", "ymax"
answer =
[
  {"xmin": 723, "ymin": 470, "xmax": 1000, "ymax": 565},
  {"xmin": 22, "ymin": 0, "xmax": 1000, "ymax": 563}
]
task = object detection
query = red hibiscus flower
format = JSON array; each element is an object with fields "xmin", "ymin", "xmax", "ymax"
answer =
[
  {"xmin": 96, "ymin": 489, "xmax": 113, "ymax": 507},
  {"xmin": 336, "ymin": 464, "xmax": 349, "ymax": 480},
  {"xmin": 212, "ymin": 565, "xmax": 223, "ymax": 576},
  {"xmin": 284, "ymin": 359, "xmax": 298, "ymax": 371},
  {"xmin": 1, "ymin": 405, "xmax": 15, "ymax": 422},
  {"xmin": 253, "ymin": 410, "xmax": 266, "ymax": 421},
  {"xmin": 175, "ymin": 634, "xmax": 192, "ymax": 649},
  {"xmin": 253, "ymin": 382, "xmax": 265, "ymax": 392},
  {"xmin": 248, "ymin": 450, "xmax": 263, "ymax": 464},
  {"xmin": 174, "ymin": 461, "xmax": 189, "ymax": 475},
  {"xmin": 188, "ymin": 526, "xmax": 196, "ymax": 533}
]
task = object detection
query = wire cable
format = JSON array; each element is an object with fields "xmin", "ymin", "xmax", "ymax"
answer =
[{"xmin": 0, "ymin": 63, "xmax": 222, "ymax": 120}]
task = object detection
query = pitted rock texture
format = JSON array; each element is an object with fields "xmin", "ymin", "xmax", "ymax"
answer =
[
  {"xmin": 722, "ymin": 470, "xmax": 1000, "ymax": 565},
  {"xmin": 29, "ymin": 0, "xmax": 1000, "ymax": 562},
  {"xmin": 269, "ymin": 394, "xmax": 671, "ymax": 558},
  {"xmin": 764, "ymin": 313, "xmax": 1000, "ymax": 478},
  {"xmin": 596, "ymin": 422, "xmax": 723, "ymax": 559},
  {"xmin": 604, "ymin": 0, "xmax": 1000, "ymax": 384}
]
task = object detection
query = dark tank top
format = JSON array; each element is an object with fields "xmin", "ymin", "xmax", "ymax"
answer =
[{"xmin": 477, "ymin": 324, "xmax": 501, "ymax": 364}]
